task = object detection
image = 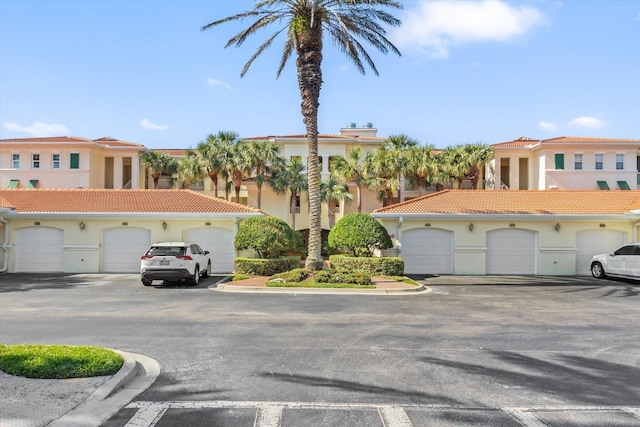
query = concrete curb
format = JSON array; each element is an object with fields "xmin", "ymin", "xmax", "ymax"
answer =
[
  {"xmin": 48, "ymin": 351, "xmax": 161, "ymax": 427},
  {"xmin": 213, "ymin": 282, "xmax": 431, "ymax": 295}
]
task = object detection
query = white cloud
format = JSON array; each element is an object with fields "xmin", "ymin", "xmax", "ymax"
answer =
[
  {"xmin": 391, "ymin": 0, "xmax": 546, "ymax": 59},
  {"xmin": 4, "ymin": 120, "xmax": 70, "ymax": 137},
  {"xmin": 207, "ymin": 77, "xmax": 232, "ymax": 90},
  {"xmin": 140, "ymin": 118, "xmax": 169, "ymax": 131},
  {"xmin": 537, "ymin": 121, "xmax": 558, "ymax": 132},
  {"xmin": 568, "ymin": 116, "xmax": 607, "ymax": 130}
]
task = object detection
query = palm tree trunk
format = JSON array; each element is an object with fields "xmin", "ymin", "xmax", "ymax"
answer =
[
  {"xmin": 328, "ymin": 198, "xmax": 337, "ymax": 229},
  {"xmin": 152, "ymin": 172, "xmax": 160, "ymax": 189},
  {"xmin": 297, "ymin": 23, "xmax": 324, "ymax": 270},
  {"xmin": 417, "ymin": 176, "xmax": 424, "ymax": 197},
  {"xmin": 356, "ymin": 184, "xmax": 362, "ymax": 213},
  {"xmin": 257, "ymin": 182, "xmax": 263, "ymax": 209},
  {"xmin": 290, "ymin": 191, "xmax": 297, "ymax": 230},
  {"xmin": 209, "ymin": 173, "xmax": 219, "ymax": 198}
]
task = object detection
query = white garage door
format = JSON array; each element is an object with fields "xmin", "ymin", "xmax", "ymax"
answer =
[
  {"xmin": 401, "ymin": 228, "xmax": 454, "ymax": 274},
  {"xmin": 486, "ymin": 229, "xmax": 536, "ymax": 275},
  {"xmin": 575, "ymin": 229, "xmax": 626, "ymax": 276},
  {"xmin": 185, "ymin": 227, "xmax": 235, "ymax": 273},
  {"xmin": 102, "ymin": 228, "xmax": 150, "ymax": 273},
  {"xmin": 15, "ymin": 227, "xmax": 64, "ymax": 272}
]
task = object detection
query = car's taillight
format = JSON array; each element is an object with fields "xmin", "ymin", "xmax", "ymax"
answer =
[
  {"xmin": 176, "ymin": 255, "xmax": 192, "ymax": 260},
  {"xmin": 141, "ymin": 255, "xmax": 153, "ymax": 260}
]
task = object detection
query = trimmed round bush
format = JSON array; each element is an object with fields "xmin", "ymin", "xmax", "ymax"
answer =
[
  {"xmin": 234, "ymin": 216, "xmax": 303, "ymax": 259},
  {"xmin": 328, "ymin": 213, "xmax": 393, "ymax": 257}
]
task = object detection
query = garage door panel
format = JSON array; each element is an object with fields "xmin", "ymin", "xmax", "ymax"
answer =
[
  {"xmin": 575, "ymin": 230, "xmax": 626, "ymax": 276},
  {"xmin": 15, "ymin": 227, "xmax": 64, "ymax": 273},
  {"xmin": 486, "ymin": 229, "xmax": 536, "ymax": 275},
  {"xmin": 184, "ymin": 228, "xmax": 235, "ymax": 273},
  {"xmin": 102, "ymin": 228, "xmax": 150, "ymax": 273},
  {"xmin": 402, "ymin": 229, "xmax": 453, "ymax": 275}
]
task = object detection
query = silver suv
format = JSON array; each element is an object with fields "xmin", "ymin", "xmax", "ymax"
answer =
[{"xmin": 140, "ymin": 242, "xmax": 211, "ymax": 286}]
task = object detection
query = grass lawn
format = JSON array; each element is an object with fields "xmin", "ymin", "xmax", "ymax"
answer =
[{"xmin": 0, "ymin": 344, "xmax": 123, "ymax": 379}]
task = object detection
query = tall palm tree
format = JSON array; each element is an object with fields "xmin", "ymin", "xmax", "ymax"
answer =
[
  {"xmin": 321, "ymin": 175, "xmax": 353, "ymax": 229},
  {"xmin": 269, "ymin": 156, "xmax": 308, "ymax": 230},
  {"xmin": 330, "ymin": 147, "xmax": 374, "ymax": 213},
  {"xmin": 141, "ymin": 150, "xmax": 178, "ymax": 189},
  {"xmin": 244, "ymin": 140, "xmax": 281, "ymax": 209},
  {"xmin": 202, "ymin": 0, "xmax": 402, "ymax": 270}
]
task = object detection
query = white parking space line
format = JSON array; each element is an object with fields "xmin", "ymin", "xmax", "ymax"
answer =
[
  {"xmin": 124, "ymin": 402, "xmax": 167, "ymax": 427},
  {"xmin": 125, "ymin": 401, "xmax": 640, "ymax": 427},
  {"xmin": 503, "ymin": 408, "xmax": 547, "ymax": 427},
  {"xmin": 254, "ymin": 404, "xmax": 283, "ymax": 427},
  {"xmin": 378, "ymin": 406, "xmax": 413, "ymax": 427}
]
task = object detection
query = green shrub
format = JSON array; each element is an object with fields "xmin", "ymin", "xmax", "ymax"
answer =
[
  {"xmin": 270, "ymin": 268, "xmax": 310, "ymax": 283},
  {"xmin": 234, "ymin": 256, "xmax": 300, "ymax": 276},
  {"xmin": 313, "ymin": 269, "xmax": 372, "ymax": 285},
  {"xmin": 234, "ymin": 216, "xmax": 303, "ymax": 258},
  {"xmin": 328, "ymin": 213, "xmax": 392, "ymax": 257},
  {"xmin": 0, "ymin": 344, "xmax": 123, "ymax": 379},
  {"xmin": 329, "ymin": 255, "xmax": 404, "ymax": 276}
]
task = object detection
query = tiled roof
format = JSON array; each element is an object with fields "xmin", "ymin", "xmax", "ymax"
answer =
[
  {"xmin": 244, "ymin": 133, "xmax": 385, "ymax": 141},
  {"xmin": 0, "ymin": 189, "xmax": 262, "ymax": 214},
  {"xmin": 373, "ymin": 190, "xmax": 640, "ymax": 215},
  {"xmin": 492, "ymin": 136, "xmax": 640, "ymax": 148},
  {"xmin": 0, "ymin": 136, "xmax": 145, "ymax": 148}
]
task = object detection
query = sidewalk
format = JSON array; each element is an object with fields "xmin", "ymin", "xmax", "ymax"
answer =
[{"xmin": 0, "ymin": 351, "xmax": 160, "ymax": 427}]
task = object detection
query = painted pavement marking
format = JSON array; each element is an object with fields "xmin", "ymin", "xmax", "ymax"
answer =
[{"xmin": 125, "ymin": 401, "xmax": 640, "ymax": 427}]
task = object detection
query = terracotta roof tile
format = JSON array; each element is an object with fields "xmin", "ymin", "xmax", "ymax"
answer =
[
  {"xmin": 0, "ymin": 136, "xmax": 145, "ymax": 148},
  {"xmin": 492, "ymin": 136, "xmax": 640, "ymax": 148},
  {"xmin": 0, "ymin": 189, "xmax": 262, "ymax": 214},
  {"xmin": 374, "ymin": 190, "xmax": 640, "ymax": 215}
]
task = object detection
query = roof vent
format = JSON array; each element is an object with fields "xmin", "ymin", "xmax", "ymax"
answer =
[
  {"xmin": 363, "ymin": 122, "xmax": 373, "ymax": 129},
  {"xmin": 348, "ymin": 123, "xmax": 356, "ymax": 129}
]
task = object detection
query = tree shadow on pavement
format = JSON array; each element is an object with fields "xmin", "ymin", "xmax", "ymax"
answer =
[{"xmin": 420, "ymin": 350, "xmax": 640, "ymax": 406}]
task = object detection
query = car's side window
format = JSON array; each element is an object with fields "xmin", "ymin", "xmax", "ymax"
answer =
[{"xmin": 614, "ymin": 246, "xmax": 635, "ymax": 256}]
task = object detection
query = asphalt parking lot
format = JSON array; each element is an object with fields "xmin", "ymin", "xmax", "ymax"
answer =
[{"xmin": 1, "ymin": 273, "xmax": 639, "ymax": 426}]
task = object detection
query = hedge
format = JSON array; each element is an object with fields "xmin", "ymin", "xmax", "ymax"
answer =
[
  {"xmin": 329, "ymin": 255, "xmax": 404, "ymax": 276},
  {"xmin": 234, "ymin": 256, "xmax": 301, "ymax": 276}
]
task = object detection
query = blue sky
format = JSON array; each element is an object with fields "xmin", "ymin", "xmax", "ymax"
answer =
[{"xmin": 1, "ymin": 0, "xmax": 638, "ymax": 149}]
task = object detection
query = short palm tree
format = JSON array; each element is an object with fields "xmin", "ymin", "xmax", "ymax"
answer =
[
  {"xmin": 141, "ymin": 150, "xmax": 178, "ymax": 189},
  {"xmin": 269, "ymin": 156, "xmax": 308, "ymax": 231},
  {"xmin": 463, "ymin": 143, "xmax": 494, "ymax": 189},
  {"xmin": 330, "ymin": 147, "xmax": 375, "ymax": 213},
  {"xmin": 405, "ymin": 144, "xmax": 436, "ymax": 197},
  {"xmin": 197, "ymin": 131, "xmax": 238, "ymax": 198},
  {"xmin": 177, "ymin": 151, "xmax": 207, "ymax": 189},
  {"xmin": 244, "ymin": 140, "xmax": 281, "ymax": 209},
  {"xmin": 367, "ymin": 143, "xmax": 409, "ymax": 206},
  {"xmin": 202, "ymin": 0, "xmax": 402, "ymax": 270},
  {"xmin": 321, "ymin": 175, "xmax": 353, "ymax": 229}
]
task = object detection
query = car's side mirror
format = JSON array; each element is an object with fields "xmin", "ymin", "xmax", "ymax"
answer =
[
  {"xmin": 204, "ymin": 250, "xmax": 210, "ymax": 255},
  {"xmin": 610, "ymin": 252, "xmax": 615, "ymax": 256}
]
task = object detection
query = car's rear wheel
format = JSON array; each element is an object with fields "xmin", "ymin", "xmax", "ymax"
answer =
[
  {"xmin": 191, "ymin": 265, "xmax": 200, "ymax": 286},
  {"xmin": 142, "ymin": 279, "xmax": 153, "ymax": 286},
  {"xmin": 591, "ymin": 262, "xmax": 606, "ymax": 279},
  {"xmin": 203, "ymin": 261, "xmax": 211, "ymax": 278}
]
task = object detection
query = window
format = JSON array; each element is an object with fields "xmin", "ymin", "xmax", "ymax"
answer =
[
  {"xmin": 52, "ymin": 154, "xmax": 60, "ymax": 169},
  {"xmin": 554, "ymin": 153, "xmax": 564, "ymax": 170},
  {"xmin": 32, "ymin": 154, "xmax": 40, "ymax": 169},
  {"xmin": 616, "ymin": 154, "xmax": 624, "ymax": 170},
  {"xmin": 290, "ymin": 195, "xmax": 300, "ymax": 214},
  {"xmin": 574, "ymin": 154, "xmax": 583, "ymax": 170},
  {"xmin": 12, "ymin": 154, "xmax": 19, "ymax": 168},
  {"xmin": 70, "ymin": 153, "xmax": 80, "ymax": 169},
  {"xmin": 595, "ymin": 154, "xmax": 603, "ymax": 170}
]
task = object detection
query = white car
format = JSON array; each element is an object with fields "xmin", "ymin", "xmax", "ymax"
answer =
[
  {"xmin": 140, "ymin": 242, "xmax": 211, "ymax": 286},
  {"xmin": 590, "ymin": 243, "xmax": 640, "ymax": 280}
]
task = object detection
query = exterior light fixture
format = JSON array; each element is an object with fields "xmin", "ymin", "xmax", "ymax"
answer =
[
  {"xmin": 554, "ymin": 223, "xmax": 561, "ymax": 232},
  {"xmin": 79, "ymin": 221, "xmax": 85, "ymax": 230},
  {"xmin": 162, "ymin": 221, "xmax": 167, "ymax": 230},
  {"xmin": 468, "ymin": 223, "xmax": 474, "ymax": 232}
]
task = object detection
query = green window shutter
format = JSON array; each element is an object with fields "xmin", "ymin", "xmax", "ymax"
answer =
[
  {"xmin": 70, "ymin": 153, "xmax": 79, "ymax": 169},
  {"xmin": 555, "ymin": 153, "xmax": 564, "ymax": 170}
]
